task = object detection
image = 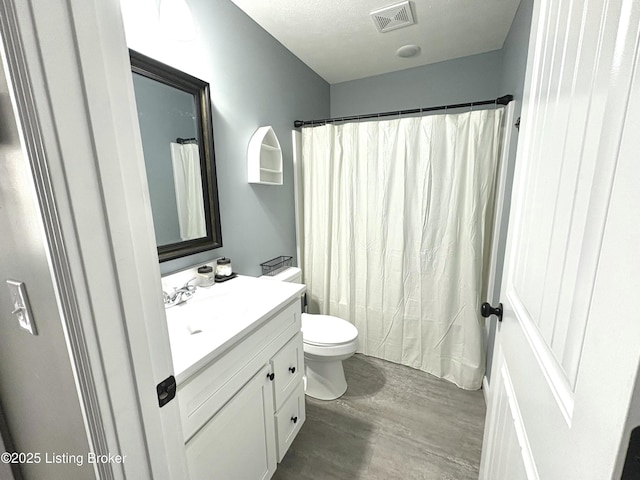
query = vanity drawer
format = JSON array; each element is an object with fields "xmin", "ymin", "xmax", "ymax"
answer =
[
  {"xmin": 271, "ymin": 332, "xmax": 304, "ymax": 408},
  {"xmin": 178, "ymin": 300, "xmax": 301, "ymax": 442},
  {"xmin": 275, "ymin": 382, "xmax": 305, "ymax": 462}
]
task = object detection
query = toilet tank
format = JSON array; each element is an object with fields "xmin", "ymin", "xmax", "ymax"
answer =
[
  {"xmin": 262, "ymin": 267, "xmax": 306, "ymax": 313},
  {"xmin": 264, "ymin": 267, "xmax": 302, "ymax": 284}
]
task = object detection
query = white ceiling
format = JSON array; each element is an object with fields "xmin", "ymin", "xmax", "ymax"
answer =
[{"xmin": 229, "ymin": 0, "xmax": 522, "ymax": 84}]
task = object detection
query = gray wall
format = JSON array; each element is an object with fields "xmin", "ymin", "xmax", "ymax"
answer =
[
  {"xmin": 500, "ymin": 0, "xmax": 535, "ymax": 106},
  {"xmin": 132, "ymin": 73, "xmax": 198, "ymax": 246},
  {"xmin": 330, "ymin": 50, "xmax": 504, "ymax": 117},
  {"xmin": 122, "ymin": 0, "xmax": 330, "ymax": 276},
  {"xmin": 124, "ymin": 0, "xmax": 532, "ymax": 385},
  {"xmin": 485, "ymin": 0, "xmax": 535, "ymax": 383},
  {"xmin": 0, "ymin": 51, "xmax": 93, "ymax": 480}
]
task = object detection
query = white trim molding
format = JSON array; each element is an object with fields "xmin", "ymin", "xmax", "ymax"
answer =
[
  {"xmin": 1, "ymin": 0, "xmax": 189, "ymax": 477},
  {"xmin": 0, "ymin": 1, "xmax": 112, "ymax": 478},
  {"xmin": 482, "ymin": 375, "xmax": 491, "ymax": 406}
]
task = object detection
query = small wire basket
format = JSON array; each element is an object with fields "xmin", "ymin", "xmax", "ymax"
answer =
[{"xmin": 260, "ymin": 256, "xmax": 293, "ymax": 276}]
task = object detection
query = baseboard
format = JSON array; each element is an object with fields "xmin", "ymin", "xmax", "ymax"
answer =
[{"xmin": 482, "ymin": 375, "xmax": 491, "ymax": 405}]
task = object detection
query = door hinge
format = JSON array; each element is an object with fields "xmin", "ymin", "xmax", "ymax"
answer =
[{"xmin": 156, "ymin": 375, "xmax": 177, "ymax": 408}]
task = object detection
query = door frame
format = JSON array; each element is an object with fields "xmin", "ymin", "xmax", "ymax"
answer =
[
  {"xmin": 1, "ymin": 0, "xmax": 188, "ymax": 478},
  {"xmin": 482, "ymin": 101, "xmax": 516, "ymax": 401},
  {"xmin": 292, "ymin": 130, "xmax": 304, "ymax": 269}
]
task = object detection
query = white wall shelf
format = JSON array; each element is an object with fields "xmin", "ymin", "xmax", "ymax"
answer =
[{"xmin": 248, "ymin": 126, "xmax": 283, "ymax": 185}]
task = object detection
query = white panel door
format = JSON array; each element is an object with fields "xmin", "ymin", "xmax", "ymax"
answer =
[{"xmin": 480, "ymin": 0, "xmax": 640, "ymax": 478}]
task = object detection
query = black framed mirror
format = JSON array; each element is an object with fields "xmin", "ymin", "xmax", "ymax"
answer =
[{"xmin": 129, "ymin": 49, "xmax": 222, "ymax": 262}]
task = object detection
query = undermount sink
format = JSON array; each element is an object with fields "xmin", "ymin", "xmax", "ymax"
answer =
[
  {"xmin": 162, "ymin": 274, "xmax": 305, "ymax": 383},
  {"xmin": 166, "ymin": 289, "xmax": 249, "ymax": 336}
]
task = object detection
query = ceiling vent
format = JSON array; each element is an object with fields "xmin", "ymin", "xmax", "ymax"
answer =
[{"xmin": 370, "ymin": 1, "xmax": 415, "ymax": 33}]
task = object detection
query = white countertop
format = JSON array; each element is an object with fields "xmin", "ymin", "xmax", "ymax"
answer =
[{"xmin": 164, "ymin": 275, "xmax": 305, "ymax": 384}]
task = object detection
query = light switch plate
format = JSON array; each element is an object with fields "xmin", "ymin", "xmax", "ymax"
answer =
[{"xmin": 6, "ymin": 280, "xmax": 37, "ymax": 335}]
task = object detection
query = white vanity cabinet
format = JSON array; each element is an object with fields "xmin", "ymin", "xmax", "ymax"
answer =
[{"xmin": 177, "ymin": 298, "xmax": 306, "ymax": 480}]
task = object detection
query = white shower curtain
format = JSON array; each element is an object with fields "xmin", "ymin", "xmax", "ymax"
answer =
[
  {"xmin": 170, "ymin": 142, "xmax": 206, "ymax": 241},
  {"xmin": 301, "ymin": 108, "xmax": 504, "ymax": 390}
]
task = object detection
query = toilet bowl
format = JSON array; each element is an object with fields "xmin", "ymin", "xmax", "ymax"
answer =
[
  {"xmin": 262, "ymin": 267, "xmax": 359, "ymax": 400},
  {"xmin": 301, "ymin": 313, "xmax": 358, "ymax": 400}
]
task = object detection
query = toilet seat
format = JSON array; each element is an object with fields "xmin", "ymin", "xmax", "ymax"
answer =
[{"xmin": 301, "ymin": 313, "xmax": 358, "ymax": 346}]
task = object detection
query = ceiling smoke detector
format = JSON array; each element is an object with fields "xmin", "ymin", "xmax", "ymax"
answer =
[
  {"xmin": 396, "ymin": 44, "xmax": 421, "ymax": 58},
  {"xmin": 370, "ymin": 1, "xmax": 415, "ymax": 33}
]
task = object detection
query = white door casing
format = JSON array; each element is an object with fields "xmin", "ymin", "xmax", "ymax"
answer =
[
  {"xmin": 480, "ymin": 0, "xmax": 640, "ymax": 478},
  {"xmin": 482, "ymin": 101, "xmax": 516, "ymax": 401},
  {"xmin": 292, "ymin": 130, "xmax": 304, "ymax": 269},
  {"xmin": 1, "ymin": 0, "xmax": 189, "ymax": 478}
]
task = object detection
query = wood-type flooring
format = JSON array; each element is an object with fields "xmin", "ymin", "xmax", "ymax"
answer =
[{"xmin": 273, "ymin": 354, "xmax": 486, "ymax": 480}]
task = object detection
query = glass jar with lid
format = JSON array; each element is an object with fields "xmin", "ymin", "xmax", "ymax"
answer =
[
  {"xmin": 216, "ymin": 257, "xmax": 232, "ymax": 277},
  {"xmin": 197, "ymin": 265, "xmax": 215, "ymax": 287}
]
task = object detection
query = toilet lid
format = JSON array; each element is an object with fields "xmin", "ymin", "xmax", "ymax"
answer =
[{"xmin": 301, "ymin": 313, "xmax": 358, "ymax": 346}]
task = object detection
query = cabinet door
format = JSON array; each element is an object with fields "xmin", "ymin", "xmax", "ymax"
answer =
[{"xmin": 185, "ymin": 365, "xmax": 276, "ymax": 480}]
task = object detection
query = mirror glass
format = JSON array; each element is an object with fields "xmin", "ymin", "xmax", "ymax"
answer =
[{"xmin": 130, "ymin": 50, "xmax": 222, "ymax": 261}]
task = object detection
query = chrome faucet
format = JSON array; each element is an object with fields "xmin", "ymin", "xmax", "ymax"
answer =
[{"xmin": 163, "ymin": 279, "xmax": 197, "ymax": 308}]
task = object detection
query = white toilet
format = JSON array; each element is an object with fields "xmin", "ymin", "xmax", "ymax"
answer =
[{"xmin": 264, "ymin": 267, "xmax": 359, "ymax": 400}]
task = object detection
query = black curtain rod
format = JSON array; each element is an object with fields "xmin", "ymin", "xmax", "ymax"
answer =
[
  {"xmin": 294, "ymin": 94, "xmax": 513, "ymax": 128},
  {"xmin": 176, "ymin": 137, "xmax": 197, "ymax": 144}
]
